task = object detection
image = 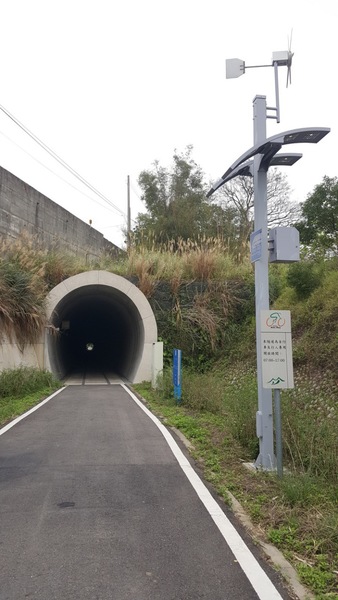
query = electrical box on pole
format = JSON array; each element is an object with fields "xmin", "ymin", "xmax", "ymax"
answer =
[{"xmin": 268, "ymin": 227, "xmax": 300, "ymax": 263}]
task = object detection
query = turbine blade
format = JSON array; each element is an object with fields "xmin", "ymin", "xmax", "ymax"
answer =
[
  {"xmin": 288, "ymin": 28, "xmax": 293, "ymax": 52},
  {"xmin": 286, "ymin": 66, "xmax": 292, "ymax": 87}
]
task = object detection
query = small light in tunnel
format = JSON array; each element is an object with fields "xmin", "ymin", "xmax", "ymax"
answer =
[{"xmin": 86, "ymin": 342, "xmax": 94, "ymax": 351}]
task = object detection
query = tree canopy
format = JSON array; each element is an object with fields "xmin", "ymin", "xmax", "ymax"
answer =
[
  {"xmin": 133, "ymin": 146, "xmax": 236, "ymax": 247},
  {"xmin": 295, "ymin": 175, "xmax": 338, "ymax": 255},
  {"xmin": 214, "ymin": 169, "xmax": 300, "ymax": 239}
]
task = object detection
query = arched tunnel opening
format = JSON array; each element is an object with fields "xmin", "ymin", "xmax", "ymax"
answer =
[{"xmin": 46, "ymin": 275, "xmax": 156, "ymax": 383}]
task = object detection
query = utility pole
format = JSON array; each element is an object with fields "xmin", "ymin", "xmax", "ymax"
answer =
[{"xmin": 127, "ymin": 175, "xmax": 131, "ymax": 249}]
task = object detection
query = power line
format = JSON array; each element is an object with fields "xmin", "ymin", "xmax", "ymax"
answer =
[
  {"xmin": 0, "ymin": 102, "xmax": 126, "ymax": 217},
  {"xmin": 0, "ymin": 129, "xmax": 125, "ymax": 217}
]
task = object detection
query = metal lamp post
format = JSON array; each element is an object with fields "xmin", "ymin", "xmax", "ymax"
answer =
[
  {"xmin": 253, "ymin": 95, "xmax": 273, "ymax": 469},
  {"xmin": 207, "ymin": 53, "xmax": 330, "ymax": 470}
]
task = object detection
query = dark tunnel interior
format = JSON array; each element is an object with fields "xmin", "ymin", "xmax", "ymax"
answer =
[{"xmin": 48, "ymin": 285, "xmax": 144, "ymax": 381}]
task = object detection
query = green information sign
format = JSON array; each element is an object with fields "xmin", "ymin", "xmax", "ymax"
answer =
[{"xmin": 260, "ymin": 310, "xmax": 294, "ymax": 389}]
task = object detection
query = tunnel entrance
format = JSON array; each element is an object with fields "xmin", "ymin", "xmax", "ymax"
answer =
[{"xmin": 45, "ymin": 271, "xmax": 158, "ymax": 384}]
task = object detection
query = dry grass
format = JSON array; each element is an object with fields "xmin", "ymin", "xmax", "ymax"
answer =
[
  {"xmin": 0, "ymin": 233, "xmax": 88, "ymax": 345},
  {"xmin": 126, "ymin": 237, "xmax": 252, "ymax": 282},
  {"xmin": 0, "ymin": 235, "xmax": 48, "ymax": 347}
]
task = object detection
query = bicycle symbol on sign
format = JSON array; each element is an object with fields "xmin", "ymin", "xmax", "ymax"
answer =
[{"xmin": 266, "ymin": 311, "xmax": 286, "ymax": 329}]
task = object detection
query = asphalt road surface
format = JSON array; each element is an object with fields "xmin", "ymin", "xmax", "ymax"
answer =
[{"xmin": 0, "ymin": 384, "xmax": 294, "ymax": 600}]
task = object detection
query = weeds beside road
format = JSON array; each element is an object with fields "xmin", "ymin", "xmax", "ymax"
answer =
[
  {"xmin": 135, "ymin": 366, "xmax": 338, "ymax": 600},
  {"xmin": 0, "ymin": 367, "xmax": 61, "ymax": 426}
]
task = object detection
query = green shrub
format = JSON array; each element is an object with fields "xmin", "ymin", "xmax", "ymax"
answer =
[
  {"xmin": 269, "ymin": 264, "xmax": 288, "ymax": 303},
  {"xmin": 280, "ymin": 474, "xmax": 318, "ymax": 507},
  {"xmin": 221, "ymin": 365, "xmax": 258, "ymax": 458},
  {"xmin": 0, "ymin": 367, "xmax": 59, "ymax": 399},
  {"xmin": 286, "ymin": 260, "xmax": 323, "ymax": 299},
  {"xmin": 181, "ymin": 371, "xmax": 224, "ymax": 413}
]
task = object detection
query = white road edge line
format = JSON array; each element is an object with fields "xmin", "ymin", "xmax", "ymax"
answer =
[
  {"xmin": 0, "ymin": 387, "xmax": 66, "ymax": 436},
  {"xmin": 122, "ymin": 384, "xmax": 284, "ymax": 600}
]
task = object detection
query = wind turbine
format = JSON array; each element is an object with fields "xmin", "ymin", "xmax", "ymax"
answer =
[{"xmin": 226, "ymin": 34, "xmax": 294, "ymax": 122}]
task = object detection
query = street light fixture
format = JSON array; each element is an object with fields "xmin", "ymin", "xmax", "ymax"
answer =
[
  {"xmin": 208, "ymin": 52, "xmax": 330, "ymax": 471},
  {"xmin": 208, "ymin": 151, "xmax": 305, "ymax": 196},
  {"xmin": 207, "ymin": 127, "xmax": 329, "ymax": 198}
]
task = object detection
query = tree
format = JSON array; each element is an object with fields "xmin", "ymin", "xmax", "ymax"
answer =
[
  {"xmin": 213, "ymin": 169, "xmax": 300, "ymax": 252},
  {"xmin": 133, "ymin": 146, "xmax": 236, "ymax": 247},
  {"xmin": 295, "ymin": 176, "xmax": 338, "ymax": 255}
]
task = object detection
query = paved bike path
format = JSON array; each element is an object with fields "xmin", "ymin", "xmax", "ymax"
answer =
[{"xmin": 0, "ymin": 385, "xmax": 292, "ymax": 600}]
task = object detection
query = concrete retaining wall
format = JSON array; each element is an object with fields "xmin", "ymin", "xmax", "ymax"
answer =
[
  {"xmin": 0, "ymin": 166, "xmax": 122, "ymax": 260},
  {"xmin": 0, "ymin": 335, "xmax": 43, "ymax": 372}
]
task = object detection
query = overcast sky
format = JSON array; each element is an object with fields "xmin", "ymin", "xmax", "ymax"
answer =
[{"xmin": 0, "ymin": 0, "xmax": 336, "ymax": 248}]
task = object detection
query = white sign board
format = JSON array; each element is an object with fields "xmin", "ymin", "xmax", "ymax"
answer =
[{"xmin": 260, "ymin": 310, "xmax": 294, "ymax": 389}]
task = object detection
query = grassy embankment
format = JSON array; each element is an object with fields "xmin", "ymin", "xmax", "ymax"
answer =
[{"xmin": 134, "ymin": 250, "xmax": 338, "ymax": 599}]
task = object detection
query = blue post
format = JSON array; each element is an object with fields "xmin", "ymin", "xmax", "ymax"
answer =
[{"xmin": 173, "ymin": 349, "xmax": 182, "ymax": 404}]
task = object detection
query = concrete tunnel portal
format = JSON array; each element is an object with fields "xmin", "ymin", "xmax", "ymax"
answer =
[{"xmin": 45, "ymin": 271, "xmax": 159, "ymax": 383}]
